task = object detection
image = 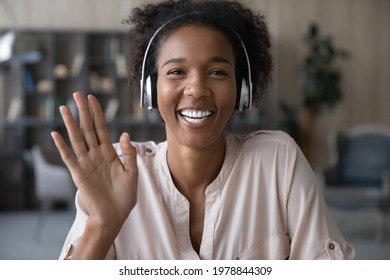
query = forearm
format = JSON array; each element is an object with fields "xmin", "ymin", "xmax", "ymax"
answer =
[{"xmin": 71, "ymin": 219, "xmax": 122, "ymax": 260}]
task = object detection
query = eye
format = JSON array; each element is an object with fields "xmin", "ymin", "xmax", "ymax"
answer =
[
  {"xmin": 209, "ymin": 69, "xmax": 229, "ymax": 79},
  {"xmin": 167, "ymin": 69, "xmax": 186, "ymax": 78}
]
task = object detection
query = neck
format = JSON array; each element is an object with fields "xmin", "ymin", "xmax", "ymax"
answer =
[{"xmin": 167, "ymin": 138, "xmax": 225, "ymax": 198}]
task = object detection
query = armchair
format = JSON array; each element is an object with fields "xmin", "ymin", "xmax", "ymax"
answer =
[
  {"xmin": 31, "ymin": 145, "xmax": 75, "ymax": 240},
  {"xmin": 321, "ymin": 125, "xmax": 390, "ymax": 241},
  {"xmin": 32, "ymin": 145, "xmax": 75, "ymax": 206}
]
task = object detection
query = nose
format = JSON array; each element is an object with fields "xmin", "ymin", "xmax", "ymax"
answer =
[{"xmin": 183, "ymin": 73, "xmax": 210, "ymax": 99}]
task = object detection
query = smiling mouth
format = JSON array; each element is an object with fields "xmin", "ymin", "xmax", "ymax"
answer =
[{"xmin": 179, "ymin": 109, "xmax": 213, "ymax": 124}]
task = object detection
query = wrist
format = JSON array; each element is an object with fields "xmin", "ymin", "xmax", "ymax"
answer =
[
  {"xmin": 71, "ymin": 218, "xmax": 122, "ymax": 260},
  {"xmin": 86, "ymin": 216, "xmax": 123, "ymax": 241}
]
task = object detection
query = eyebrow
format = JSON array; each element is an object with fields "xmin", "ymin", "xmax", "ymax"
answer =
[
  {"xmin": 161, "ymin": 56, "xmax": 233, "ymax": 69},
  {"xmin": 161, "ymin": 58, "xmax": 186, "ymax": 68}
]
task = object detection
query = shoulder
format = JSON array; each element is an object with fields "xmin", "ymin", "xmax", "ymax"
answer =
[
  {"xmin": 226, "ymin": 130, "xmax": 303, "ymax": 166},
  {"xmin": 231, "ymin": 130, "xmax": 297, "ymax": 151}
]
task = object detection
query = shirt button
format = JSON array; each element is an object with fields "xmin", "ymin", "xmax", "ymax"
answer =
[{"xmin": 328, "ymin": 242, "xmax": 335, "ymax": 250}]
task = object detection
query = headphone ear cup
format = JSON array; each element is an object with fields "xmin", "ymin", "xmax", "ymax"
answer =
[
  {"xmin": 238, "ymin": 78, "xmax": 249, "ymax": 111},
  {"xmin": 145, "ymin": 74, "xmax": 158, "ymax": 109},
  {"xmin": 145, "ymin": 75, "xmax": 153, "ymax": 108}
]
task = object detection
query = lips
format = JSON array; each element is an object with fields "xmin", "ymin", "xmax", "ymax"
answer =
[{"xmin": 179, "ymin": 109, "xmax": 213, "ymax": 124}]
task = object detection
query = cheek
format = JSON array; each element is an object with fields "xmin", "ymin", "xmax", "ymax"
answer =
[
  {"xmin": 156, "ymin": 79, "xmax": 176, "ymax": 115},
  {"xmin": 218, "ymin": 84, "xmax": 237, "ymax": 111}
]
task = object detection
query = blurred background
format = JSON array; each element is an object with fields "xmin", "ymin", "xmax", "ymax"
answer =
[{"xmin": 0, "ymin": 0, "xmax": 389, "ymax": 259}]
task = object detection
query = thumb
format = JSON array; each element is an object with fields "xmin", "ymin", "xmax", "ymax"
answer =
[{"xmin": 119, "ymin": 132, "xmax": 137, "ymax": 173}]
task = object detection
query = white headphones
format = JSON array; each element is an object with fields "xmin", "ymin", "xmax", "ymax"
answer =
[{"xmin": 140, "ymin": 14, "xmax": 253, "ymax": 111}]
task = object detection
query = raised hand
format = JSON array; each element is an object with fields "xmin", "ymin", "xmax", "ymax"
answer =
[{"xmin": 51, "ymin": 92, "xmax": 138, "ymax": 232}]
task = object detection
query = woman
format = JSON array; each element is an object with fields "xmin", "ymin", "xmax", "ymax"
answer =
[{"xmin": 54, "ymin": 0, "xmax": 355, "ymax": 259}]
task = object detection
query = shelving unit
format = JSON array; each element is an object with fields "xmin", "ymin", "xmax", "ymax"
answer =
[
  {"xmin": 0, "ymin": 29, "xmax": 161, "ymax": 209},
  {"xmin": 0, "ymin": 29, "xmax": 269, "ymax": 210}
]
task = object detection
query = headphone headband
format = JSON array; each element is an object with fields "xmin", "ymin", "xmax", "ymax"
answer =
[{"xmin": 140, "ymin": 13, "xmax": 252, "ymax": 111}]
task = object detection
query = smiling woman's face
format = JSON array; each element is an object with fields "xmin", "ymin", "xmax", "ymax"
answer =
[{"xmin": 156, "ymin": 25, "xmax": 237, "ymax": 151}]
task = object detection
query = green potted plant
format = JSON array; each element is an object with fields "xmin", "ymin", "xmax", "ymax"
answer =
[{"xmin": 280, "ymin": 23, "xmax": 349, "ymax": 163}]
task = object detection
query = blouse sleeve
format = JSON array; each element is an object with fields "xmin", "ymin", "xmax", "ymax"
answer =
[
  {"xmin": 58, "ymin": 191, "xmax": 116, "ymax": 260},
  {"xmin": 284, "ymin": 137, "xmax": 355, "ymax": 259}
]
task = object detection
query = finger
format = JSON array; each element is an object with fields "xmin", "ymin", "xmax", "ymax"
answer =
[
  {"xmin": 51, "ymin": 131, "xmax": 78, "ymax": 173},
  {"xmin": 73, "ymin": 92, "xmax": 99, "ymax": 149},
  {"xmin": 59, "ymin": 105, "xmax": 88, "ymax": 159},
  {"xmin": 119, "ymin": 133, "xmax": 138, "ymax": 173},
  {"xmin": 88, "ymin": 94, "xmax": 112, "ymax": 144}
]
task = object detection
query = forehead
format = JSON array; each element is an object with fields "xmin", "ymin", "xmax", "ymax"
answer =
[{"xmin": 156, "ymin": 25, "xmax": 234, "ymax": 61}]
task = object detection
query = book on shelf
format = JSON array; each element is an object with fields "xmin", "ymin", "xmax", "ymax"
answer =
[
  {"xmin": 7, "ymin": 96, "xmax": 23, "ymax": 121},
  {"xmin": 115, "ymin": 54, "xmax": 127, "ymax": 79},
  {"xmin": 22, "ymin": 68, "xmax": 34, "ymax": 93},
  {"xmin": 66, "ymin": 98, "xmax": 78, "ymax": 120},
  {"xmin": 105, "ymin": 97, "xmax": 119, "ymax": 122},
  {"xmin": 104, "ymin": 38, "xmax": 120, "ymax": 61},
  {"xmin": 70, "ymin": 53, "xmax": 85, "ymax": 77}
]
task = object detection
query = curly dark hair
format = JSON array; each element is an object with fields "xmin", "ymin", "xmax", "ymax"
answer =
[{"xmin": 123, "ymin": 0, "xmax": 273, "ymax": 106}]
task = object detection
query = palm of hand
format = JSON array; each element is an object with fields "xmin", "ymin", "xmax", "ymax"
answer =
[
  {"xmin": 74, "ymin": 143, "xmax": 138, "ymax": 226},
  {"xmin": 51, "ymin": 93, "xmax": 138, "ymax": 228}
]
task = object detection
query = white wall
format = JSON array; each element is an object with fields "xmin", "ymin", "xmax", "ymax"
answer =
[{"xmin": 0, "ymin": 0, "xmax": 147, "ymax": 30}]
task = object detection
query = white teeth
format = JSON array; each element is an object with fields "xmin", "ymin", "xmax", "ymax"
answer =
[
  {"xmin": 180, "ymin": 110, "xmax": 212, "ymax": 124},
  {"xmin": 185, "ymin": 118, "xmax": 203, "ymax": 124},
  {"xmin": 181, "ymin": 110, "xmax": 212, "ymax": 119}
]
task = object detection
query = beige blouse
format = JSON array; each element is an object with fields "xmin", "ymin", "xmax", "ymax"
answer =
[{"xmin": 59, "ymin": 130, "xmax": 355, "ymax": 260}]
